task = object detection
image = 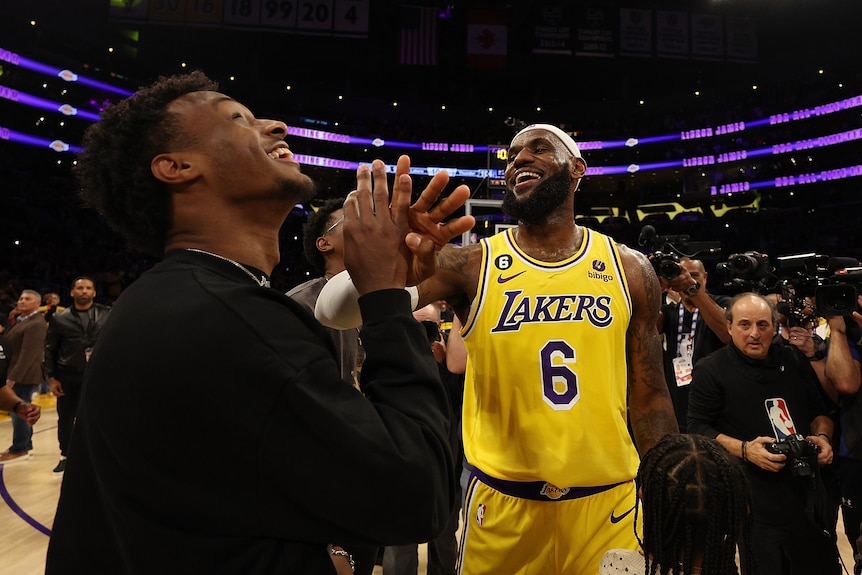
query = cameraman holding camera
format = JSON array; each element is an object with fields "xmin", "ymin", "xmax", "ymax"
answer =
[
  {"xmin": 775, "ymin": 285, "xmax": 862, "ymax": 562},
  {"xmin": 814, "ymin": 297, "xmax": 862, "ymax": 567},
  {"xmin": 656, "ymin": 257, "xmax": 731, "ymax": 431},
  {"xmin": 688, "ymin": 292, "xmax": 840, "ymax": 574}
]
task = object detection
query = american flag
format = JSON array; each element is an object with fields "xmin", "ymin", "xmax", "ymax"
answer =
[{"xmin": 400, "ymin": 6, "xmax": 438, "ymax": 66}]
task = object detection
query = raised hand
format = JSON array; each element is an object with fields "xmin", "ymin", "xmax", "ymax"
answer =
[
  {"xmin": 341, "ymin": 159, "xmax": 413, "ymax": 296},
  {"xmin": 389, "ymin": 155, "xmax": 475, "ymax": 285}
]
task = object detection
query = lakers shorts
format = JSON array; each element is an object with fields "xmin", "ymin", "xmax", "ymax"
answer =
[{"xmin": 456, "ymin": 469, "xmax": 641, "ymax": 575}]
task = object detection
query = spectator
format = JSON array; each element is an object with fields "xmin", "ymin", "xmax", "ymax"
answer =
[
  {"xmin": 656, "ymin": 257, "xmax": 731, "ymax": 431},
  {"xmin": 287, "ymin": 197, "xmax": 364, "ymax": 389},
  {"xmin": 43, "ymin": 276, "xmax": 112, "ymax": 475},
  {"xmin": 688, "ymin": 292, "xmax": 840, "ymax": 574},
  {"xmin": 0, "ymin": 331, "xmax": 41, "ymax": 426},
  {"xmin": 775, "ymin": 292, "xmax": 862, "ymax": 558},
  {"xmin": 822, "ymin": 296, "xmax": 862, "ymax": 560},
  {"xmin": 444, "ymin": 313, "xmax": 472, "ymax": 502},
  {"xmin": 0, "ymin": 289, "xmax": 48, "ymax": 463}
]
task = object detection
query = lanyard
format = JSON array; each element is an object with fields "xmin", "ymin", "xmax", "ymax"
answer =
[{"xmin": 676, "ymin": 304, "xmax": 699, "ymax": 357}]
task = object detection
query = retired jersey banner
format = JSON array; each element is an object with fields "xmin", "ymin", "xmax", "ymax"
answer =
[
  {"xmin": 619, "ymin": 8, "xmax": 652, "ymax": 58},
  {"xmin": 533, "ymin": 3, "xmax": 573, "ymax": 55},
  {"xmin": 691, "ymin": 13, "xmax": 724, "ymax": 61},
  {"xmin": 574, "ymin": 6, "xmax": 615, "ymax": 58},
  {"xmin": 656, "ymin": 10, "xmax": 689, "ymax": 59},
  {"xmin": 726, "ymin": 16, "xmax": 758, "ymax": 63},
  {"xmin": 467, "ymin": 9, "xmax": 508, "ymax": 70}
]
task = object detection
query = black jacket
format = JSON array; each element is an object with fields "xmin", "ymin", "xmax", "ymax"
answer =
[
  {"xmin": 43, "ymin": 304, "xmax": 112, "ymax": 376},
  {"xmin": 46, "ymin": 250, "xmax": 456, "ymax": 575}
]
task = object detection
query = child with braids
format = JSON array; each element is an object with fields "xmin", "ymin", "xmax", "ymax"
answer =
[{"xmin": 600, "ymin": 433, "xmax": 756, "ymax": 575}]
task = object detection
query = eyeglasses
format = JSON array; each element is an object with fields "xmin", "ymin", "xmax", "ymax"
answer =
[{"xmin": 323, "ymin": 215, "xmax": 344, "ymax": 236}]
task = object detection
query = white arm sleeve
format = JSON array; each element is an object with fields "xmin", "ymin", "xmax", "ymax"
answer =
[{"xmin": 314, "ymin": 270, "xmax": 419, "ymax": 329}]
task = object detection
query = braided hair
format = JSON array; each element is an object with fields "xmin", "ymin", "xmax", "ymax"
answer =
[
  {"xmin": 74, "ymin": 70, "xmax": 219, "ymax": 257},
  {"xmin": 636, "ymin": 433, "xmax": 756, "ymax": 575}
]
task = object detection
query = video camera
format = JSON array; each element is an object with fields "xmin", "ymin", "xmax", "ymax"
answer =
[
  {"xmin": 773, "ymin": 253, "xmax": 862, "ymax": 319},
  {"xmin": 637, "ymin": 225, "xmax": 722, "ymax": 280},
  {"xmin": 714, "ymin": 251, "xmax": 772, "ymax": 295}
]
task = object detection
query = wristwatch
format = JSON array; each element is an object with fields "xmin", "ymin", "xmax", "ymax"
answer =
[{"xmin": 683, "ymin": 282, "xmax": 701, "ymax": 296}]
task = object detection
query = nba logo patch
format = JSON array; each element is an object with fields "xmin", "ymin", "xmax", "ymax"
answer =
[
  {"xmin": 476, "ymin": 504, "xmax": 486, "ymax": 527},
  {"xmin": 765, "ymin": 397, "xmax": 797, "ymax": 439}
]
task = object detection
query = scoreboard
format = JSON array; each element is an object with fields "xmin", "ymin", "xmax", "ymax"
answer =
[{"xmin": 109, "ymin": 0, "xmax": 369, "ymax": 37}]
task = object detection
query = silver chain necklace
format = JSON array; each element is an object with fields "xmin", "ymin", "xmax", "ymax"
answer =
[{"xmin": 185, "ymin": 249, "xmax": 271, "ymax": 288}]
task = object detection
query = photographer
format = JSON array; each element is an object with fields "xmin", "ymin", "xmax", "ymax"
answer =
[
  {"xmin": 776, "ymin": 285, "xmax": 862, "ymax": 560},
  {"xmin": 688, "ymin": 292, "xmax": 840, "ymax": 574},
  {"xmin": 656, "ymin": 257, "xmax": 731, "ymax": 431},
  {"xmin": 821, "ymin": 296, "xmax": 862, "ymax": 563}
]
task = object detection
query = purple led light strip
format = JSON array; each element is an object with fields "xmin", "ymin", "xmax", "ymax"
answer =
[
  {"xmin": 0, "ymin": 47, "xmax": 133, "ymax": 96},
  {"xmin": 0, "ymin": 84, "xmax": 101, "ymax": 121},
  {"xmin": 5, "ymin": 46, "xmax": 860, "ymax": 155},
  {"xmin": 4, "ymin": 47, "xmax": 861, "ymax": 190},
  {"xmin": 712, "ymin": 164, "xmax": 862, "ymax": 195},
  {"xmin": 0, "ymin": 125, "xmax": 83, "ymax": 153}
]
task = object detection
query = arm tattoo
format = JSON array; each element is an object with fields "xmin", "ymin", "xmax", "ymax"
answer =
[
  {"xmin": 416, "ymin": 245, "xmax": 476, "ymax": 312},
  {"xmin": 625, "ymin": 247, "xmax": 679, "ymax": 454},
  {"xmin": 631, "ymin": 411, "xmax": 677, "ymax": 456},
  {"xmin": 634, "ymin": 258, "xmax": 666, "ymax": 393},
  {"xmin": 436, "ymin": 245, "xmax": 474, "ymax": 281}
]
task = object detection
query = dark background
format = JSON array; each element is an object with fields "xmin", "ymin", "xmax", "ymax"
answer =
[{"xmin": 1, "ymin": 0, "xmax": 861, "ymax": 301}]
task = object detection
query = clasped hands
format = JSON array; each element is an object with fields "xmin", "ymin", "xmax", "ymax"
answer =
[{"xmin": 340, "ymin": 155, "xmax": 475, "ymax": 296}]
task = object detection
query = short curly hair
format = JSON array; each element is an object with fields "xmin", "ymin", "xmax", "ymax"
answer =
[
  {"xmin": 301, "ymin": 197, "xmax": 346, "ymax": 273},
  {"xmin": 73, "ymin": 70, "xmax": 219, "ymax": 256}
]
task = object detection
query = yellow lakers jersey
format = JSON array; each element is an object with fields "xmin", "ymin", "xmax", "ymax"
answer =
[{"xmin": 461, "ymin": 227, "xmax": 639, "ymax": 487}]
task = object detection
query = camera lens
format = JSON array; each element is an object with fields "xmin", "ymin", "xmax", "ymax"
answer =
[
  {"xmin": 732, "ymin": 255, "xmax": 755, "ymax": 270},
  {"xmin": 816, "ymin": 284, "xmax": 858, "ymax": 316},
  {"xmin": 659, "ymin": 260, "xmax": 680, "ymax": 279}
]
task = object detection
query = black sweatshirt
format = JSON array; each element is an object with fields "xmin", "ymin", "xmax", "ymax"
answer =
[
  {"xmin": 688, "ymin": 342, "xmax": 831, "ymax": 524},
  {"xmin": 47, "ymin": 250, "xmax": 456, "ymax": 574}
]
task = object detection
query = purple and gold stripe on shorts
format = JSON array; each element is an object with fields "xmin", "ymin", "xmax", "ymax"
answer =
[{"xmin": 471, "ymin": 467, "xmax": 625, "ymax": 502}]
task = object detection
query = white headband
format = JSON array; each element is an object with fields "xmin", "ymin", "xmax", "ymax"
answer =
[{"xmin": 513, "ymin": 123, "xmax": 582, "ymax": 159}]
